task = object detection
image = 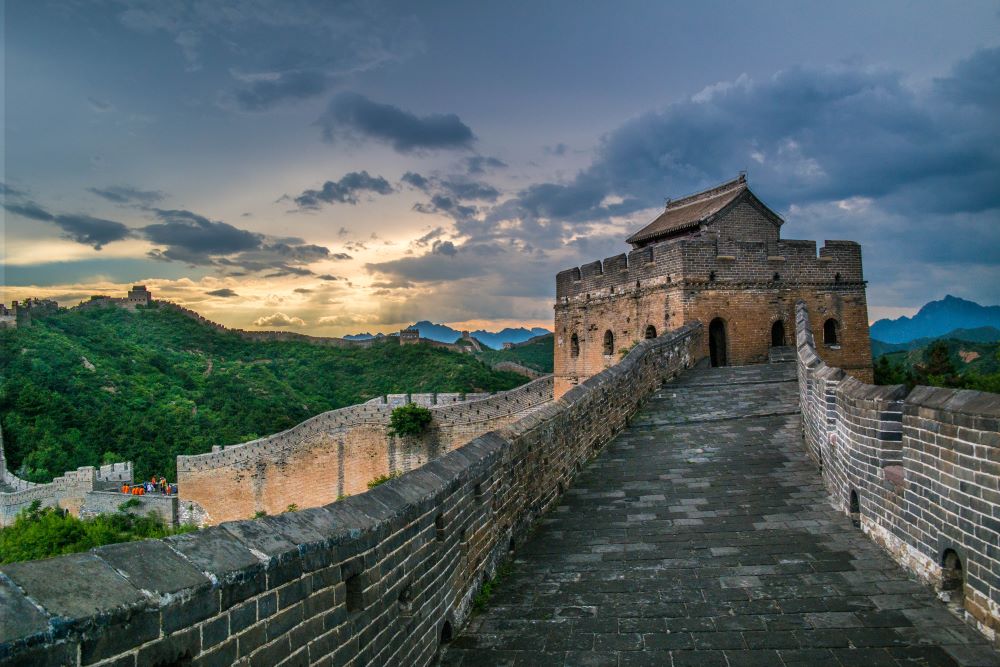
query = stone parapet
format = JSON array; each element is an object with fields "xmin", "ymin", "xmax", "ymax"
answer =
[
  {"xmin": 556, "ymin": 237, "xmax": 863, "ymax": 301},
  {"xmin": 175, "ymin": 377, "xmax": 555, "ymax": 524},
  {"xmin": 0, "ymin": 462, "xmax": 99, "ymax": 527},
  {"xmin": 0, "ymin": 324, "xmax": 701, "ymax": 666},
  {"xmin": 796, "ymin": 300, "xmax": 1000, "ymax": 644}
]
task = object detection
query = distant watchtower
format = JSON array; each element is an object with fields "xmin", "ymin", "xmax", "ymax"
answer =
[
  {"xmin": 553, "ymin": 175, "xmax": 872, "ymax": 398},
  {"xmin": 126, "ymin": 285, "xmax": 152, "ymax": 308}
]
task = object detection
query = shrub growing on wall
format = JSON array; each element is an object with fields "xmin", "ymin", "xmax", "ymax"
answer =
[{"xmin": 389, "ymin": 403, "xmax": 433, "ymax": 437}]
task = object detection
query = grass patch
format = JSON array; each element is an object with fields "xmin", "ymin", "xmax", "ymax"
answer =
[
  {"xmin": 472, "ymin": 560, "xmax": 515, "ymax": 612},
  {"xmin": 367, "ymin": 471, "xmax": 401, "ymax": 489}
]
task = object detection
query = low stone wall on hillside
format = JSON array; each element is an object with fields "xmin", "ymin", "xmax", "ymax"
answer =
[
  {"xmin": 796, "ymin": 301, "xmax": 1000, "ymax": 643},
  {"xmin": 176, "ymin": 377, "xmax": 555, "ymax": 524},
  {"xmin": 490, "ymin": 361, "xmax": 546, "ymax": 379},
  {"xmin": 79, "ymin": 492, "xmax": 179, "ymax": 528},
  {"xmin": 0, "ymin": 446, "xmax": 134, "ymax": 527},
  {"xmin": 0, "ymin": 323, "xmax": 700, "ymax": 667},
  {"xmin": 363, "ymin": 392, "xmax": 493, "ymax": 407}
]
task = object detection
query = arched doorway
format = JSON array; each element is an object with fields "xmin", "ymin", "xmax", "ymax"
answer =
[
  {"xmin": 644, "ymin": 325, "xmax": 657, "ymax": 339},
  {"xmin": 603, "ymin": 330, "xmax": 614, "ymax": 355},
  {"xmin": 824, "ymin": 318, "xmax": 839, "ymax": 345},
  {"xmin": 771, "ymin": 320, "xmax": 785, "ymax": 347},
  {"xmin": 570, "ymin": 333, "xmax": 579, "ymax": 357},
  {"xmin": 709, "ymin": 318, "xmax": 727, "ymax": 367}
]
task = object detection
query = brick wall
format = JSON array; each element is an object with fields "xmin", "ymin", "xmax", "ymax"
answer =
[
  {"xmin": 80, "ymin": 491, "xmax": 178, "ymax": 527},
  {"xmin": 0, "ymin": 464, "xmax": 100, "ymax": 527},
  {"xmin": 0, "ymin": 324, "xmax": 701, "ymax": 667},
  {"xmin": 176, "ymin": 378, "xmax": 554, "ymax": 525},
  {"xmin": 796, "ymin": 301, "xmax": 1000, "ymax": 644},
  {"xmin": 554, "ymin": 229, "xmax": 872, "ymax": 396}
]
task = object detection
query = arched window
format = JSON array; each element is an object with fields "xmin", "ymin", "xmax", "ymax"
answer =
[
  {"xmin": 570, "ymin": 333, "xmax": 580, "ymax": 358},
  {"xmin": 824, "ymin": 318, "xmax": 839, "ymax": 346},
  {"xmin": 771, "ymin": 320, "xmax": 785, "ymax": 347},
  {"xmin": 603, "ymin": 330, "xmax": 614, "ymax": 355},
  {"xmin": 941, "ymin": 549, "xmax": 965, "ymax": 611},
  {"xmin": 849, "ymin": 489, "xmax": 860, "ymax": 528},
  {"xmin": 644, "ymin": 325, "xmax": 657, "ymax": 339}
]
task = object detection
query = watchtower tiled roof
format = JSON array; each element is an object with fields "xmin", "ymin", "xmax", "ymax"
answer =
[{"xmin": 626, "ymin": 174, "xmax": 782, "ymax": 247}]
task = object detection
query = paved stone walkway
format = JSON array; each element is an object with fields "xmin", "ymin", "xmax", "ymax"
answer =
[{"xmin": 440, "ymin": 364, "xmax": 1000, "ymax": 667}]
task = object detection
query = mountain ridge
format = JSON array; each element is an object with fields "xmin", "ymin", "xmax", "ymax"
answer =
[
  {"xmin": 344, "ymin": 321, "xmax": 552, "ymax": 349},
  {"xmin": 870, "ymin": 295, "xmax": 1000, "ymax": 344}
]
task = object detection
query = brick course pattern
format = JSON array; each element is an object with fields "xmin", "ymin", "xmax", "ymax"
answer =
[
  {"xmin": 796, "ymin": 300, "xmax": 1000, "ymax": 644},
  {"xmin": 555, "ymin": 192, "xmax": 873, "ymax": 398},
  {"xmin": 177, "ymin": 377, "xmax": 555, "ymax": 525},
  {"xmin": 0, "ymin": 324, "xmax": 700, "ymax": 667}
]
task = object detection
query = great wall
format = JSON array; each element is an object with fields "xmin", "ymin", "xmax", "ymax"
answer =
[
  {"xmin": 176, "ymin": 376, "xmax": 554, "ymax": 524},
  {"xmin": 3, "ymin": 310, "xmax": 999, "ymax": 665},
  {"xmin": 0, "ymin": 377, "xmax": 554, "ymax": 528},
  {"xmin": 1, "ymin": 177, "xmax": 998, "ymax": 665},
  {"xmin": 0, "ymin": 289, "xmax": 552, "ymax": 527}
]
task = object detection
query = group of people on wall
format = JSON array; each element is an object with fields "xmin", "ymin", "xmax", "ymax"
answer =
[{"xmin": 120, "ymin": 475, "xmax": 176, "ymax": 496}]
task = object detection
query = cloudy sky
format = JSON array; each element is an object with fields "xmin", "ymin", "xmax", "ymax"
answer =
[{"xmin": 3, "ymin": 1, "xmax": 999, "ymax": 334}]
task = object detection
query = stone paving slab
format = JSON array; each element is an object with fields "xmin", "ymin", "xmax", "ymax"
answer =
[{"xmin": 439, "ymin": 364, "xmax": 1000, "ymax": 667}]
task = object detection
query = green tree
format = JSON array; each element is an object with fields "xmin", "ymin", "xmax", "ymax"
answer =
[{"xmin": 389, "ymin": 403, "xmax": 433, "ymax": 437}]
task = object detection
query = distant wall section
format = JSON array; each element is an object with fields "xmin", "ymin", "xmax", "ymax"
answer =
[
  {"xmin": 0, "ymin": 437, "xmax": 134, "ymax": 526},
  {"xmin": 176, "ymin": 377, "xmax": 554, "ymax": 524}
]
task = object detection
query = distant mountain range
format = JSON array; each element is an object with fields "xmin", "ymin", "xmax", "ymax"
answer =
[
  {"xmin": 871, "ymin": 326, "xmax": 1000, "ymax": 357},
  {"xmin": 870, "ymin": 296, "xmax": 1000, "ymax": 344},
  {"xmin": 344, "ymin": 321, "xmax": 552, "ymax": 350}
]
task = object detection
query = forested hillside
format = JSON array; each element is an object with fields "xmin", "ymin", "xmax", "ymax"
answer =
[
  {"xmin": 873, "ymin": 338, "xmax": 1000, "ymax": 393},
  {"xmin": 475, "ymin": 334, "xmax": 554, "ymax": 373},
  {"xmin": 0, "ymin": 305, "xmax": 527, "ymax": 482}
]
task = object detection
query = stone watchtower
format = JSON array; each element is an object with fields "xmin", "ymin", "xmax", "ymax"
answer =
[{"xmin": 554, "ymin": 175, "xmax": 873, "ymax": 398}]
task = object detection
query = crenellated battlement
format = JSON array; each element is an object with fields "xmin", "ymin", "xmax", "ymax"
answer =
[
  {"xmin": 556, "ymin": 237, "xmax": 863, "ymax": 301},
  {"xmin": 796, "ymin": 301, "xmax": 1000, "ymax": 642},
  {"xmin": 174, "ymin": 376, "xmax": 555, "ymax": 523}
]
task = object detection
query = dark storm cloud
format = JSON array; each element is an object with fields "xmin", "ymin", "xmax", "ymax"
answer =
[
  {"xmin": 464, "ymin": 156, "xmax": 507, "ymax": 174},
  {"xmin": 291, "ymin": 171, "xmax": 394, "ymax": 209},
  {"xmin": 112, "ymin": 1, "xmax": 422, "ymax": 109},
  {"xmin": 413, "ymin": 195, "xmax": 477, "ymax": 221},
  {"xmin": 54, "ymin": 214, "xmax": 134, "ymax": 249},
  {"xmin": 231, "ymin": 70, "xmax": 328, "ymax": 112},
  {"xmin": 366, "ymin": 241, "xmax": 504, "ymax": 284},
  {"xmin": 4, "ymin": 201, "xmax": 55, "ymax": 222},
  {"xmin": 402, "ymin": 171, "xmax": 500, "ymax": 223},
  {"xmin": 3, "ymin": 200, "xmax": 132, "ymax": 249},
  {"xmin": 452, "ymin": 47, "xmax": 1000, "ymax": 310},
  {"xmin": 205, "ymin": 288, "xmax": 239, "ymax": 297},
  {"xmin": 317, "ymin": 92, "xmax": 475, "ymax": 152},
  {"xmin": 935, "ymin": 45, "xmax": 1000, "ymax": 109},
  {"xmin": 144, "ymin": 209, "xmax": 261, "ymax": 256},
  {"xmin": 259, "ymin": 242, "xmax": 332, "ymax": 262},
  {"xmin": 496, "ymin": 48, "xmax": 1000, "ymax": 226},
  {"xmin": 440, "ymin": 180, "xmax": 499, "ymax": 202},
  {"xmin": 87, "ymin": 185, "xmax": 165, "ymax": 205},
  {"xmin": 0, "ymin": 182, "xmax": 26, "ymax": 197},
  {"xmin": 414, "ymin": 227, "xmax": 445, "ymax": 246},
  {"xmin": 401, "ymin": 171, "xmax": 430, "ymax": 190},
  {"xmin": 137, "ymin": 208, "xmax": 334, "ymax": 274}
]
